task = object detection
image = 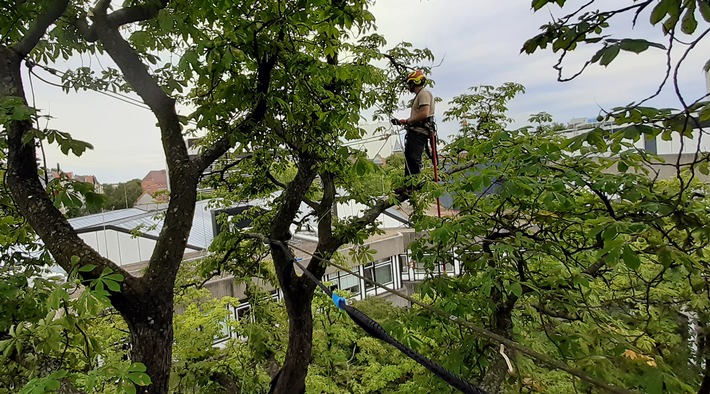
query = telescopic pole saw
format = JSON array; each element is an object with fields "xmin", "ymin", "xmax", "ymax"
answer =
[{"xmin": 430, "ymin": 130, "xmax": 441, "ymax": 218}]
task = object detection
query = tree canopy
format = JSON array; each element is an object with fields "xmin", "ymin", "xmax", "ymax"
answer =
[{"xmin": 1, "ymin": 0, "xmax": 710, "ymax": 393}]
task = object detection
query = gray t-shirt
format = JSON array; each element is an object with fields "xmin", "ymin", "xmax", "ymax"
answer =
[{"xmin": 409, "ymin": 88, "xmax": 435, "ymax": 135}]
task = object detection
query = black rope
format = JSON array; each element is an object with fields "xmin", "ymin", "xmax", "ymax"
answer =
[{"xmin": 272, "ymin": 241, "xmax": 487, "ymax": 394}]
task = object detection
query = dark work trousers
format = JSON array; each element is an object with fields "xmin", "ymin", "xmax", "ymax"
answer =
[{"xmin": 404, "ymin": 130, "xmax": 430, "ymax": 177}]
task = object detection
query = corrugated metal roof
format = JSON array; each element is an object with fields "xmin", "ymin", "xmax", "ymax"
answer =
[
  {"xmin": 68, "ymin": 208, "xmax": 148, "ymax": 229},
  {"xmin": 68, "ymin": 200, "xmax": 217, "ymax": 250}
]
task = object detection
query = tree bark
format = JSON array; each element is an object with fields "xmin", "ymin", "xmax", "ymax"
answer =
[
  {"xmin": 268, "ymin": 276, "xmax": 314, "ymax": 394},
  {"xmin": 479, "ymin": 238, "xmax": 516, "ymax": 393},
  {"xmin": 698, "ymin": 318, "xmax": 710, "ymax": 394},
  {"xmin": 113, "ymin": 285, "xmax": 175, "ymax": 394},
  {"xmin": 480, "ymin": 304, "xmax": 515, "ymax": 393}
]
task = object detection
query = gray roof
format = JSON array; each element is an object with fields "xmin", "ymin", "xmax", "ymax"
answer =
[
  {"xmin": 68, "ymin": 200, "xmax": 217, "ymax": 250},
  {"xmin": 68, "ymin": 208, "xmax": 147, "ymax": 230}
]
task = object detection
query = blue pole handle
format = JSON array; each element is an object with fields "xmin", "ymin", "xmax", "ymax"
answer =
[{"xmin": 331, "ymin": 293, "xmax": 346, "ymax": 310}]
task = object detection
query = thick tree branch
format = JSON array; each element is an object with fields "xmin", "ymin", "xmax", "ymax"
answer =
[
  {"xmin": 91, "ymin": 12, "xmax": 177, "ymax": 125},
  {"xmin": 533, "ymin": 304, "xmax": 582, "ymax": 322},
  {"xmin": 75, "ymin": 0, "xmax": 170, "ymax": 42},
  {"xmin": 306, "ymin": 172, "xmax": 337, "ymax": 274},
  {"xmin": 107, "ymin": 0, "xmax": 169, "ymax": 28},
  {"xmin": 210, "ymin": 371, "xmax": 241, "ymax": 393},
  {"xmin": 1, "ymin": 46, "xmax": 135, "ymax": 295},
  {"xmin": 13, "ymin": 0, "xmax": 69, "ymax": 58},
  {"xmin": 195, "ymin": 49, "xmax": 279, "ymax": 173},
  {"xmin": 90, "ymin": 7, "xmax": 198, "ymax": 288}
]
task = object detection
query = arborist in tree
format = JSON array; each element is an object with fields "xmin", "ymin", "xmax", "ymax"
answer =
[{"xmin": 391, "ymin": 70, "xmax": 437, "ymax": 195}]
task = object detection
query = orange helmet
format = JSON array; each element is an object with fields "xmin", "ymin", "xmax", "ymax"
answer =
[{"xmin": 406, "ymin": 70, "xmax": 426, "ymax": 85}]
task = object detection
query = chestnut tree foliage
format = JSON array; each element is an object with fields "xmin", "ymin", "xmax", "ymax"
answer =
[
  {"xmin": 1, "ymin": 0, "xmax": 428, "ymax": 392},
  {"xmin": 399, "ymin": 1, "xmax": 710, "ymax": 393},
  {"xmin": 3, "ymin": 0, "xmax": 710, "ymax": 393}
]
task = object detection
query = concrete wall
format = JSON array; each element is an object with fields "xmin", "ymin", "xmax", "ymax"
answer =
[{"xmin": 336, "ymin": 200, "xmax": 407, "ymax": 228}]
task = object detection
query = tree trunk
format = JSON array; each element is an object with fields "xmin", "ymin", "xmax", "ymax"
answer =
[
  {"xmin": 480, "ymin": 239, "xmax": 516, "ymax": 393},
  {"xmin": 116, "ymin": 288, "xmax": 175, "ymax": 394},
  {"xmin": 699, "ymin": 318, "xmax": 710, "ymax": 394},
  {"xmin": 269, "ymin": 278, "xmax": 314, "ymax": 394},
  {"xmin": 480, "ymin": 304, "xmax": 514, "ymax": 393}
]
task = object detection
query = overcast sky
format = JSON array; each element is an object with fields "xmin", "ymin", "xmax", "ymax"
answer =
[{"xmin": 34, "ymin": 0, "xmax": 710, "ymax": 184}]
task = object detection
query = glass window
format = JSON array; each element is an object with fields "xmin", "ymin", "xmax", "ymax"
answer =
[
  {"xmin": 215, "ymin": 319, "xmax": 231, "ymax": 342},
  {"xmin": 414, "ymin": 260, "xmax": 427, "ymax": 273},
  {"xmin": 445, "ymin": 262, "xmax": 454, "ymax": 274},
  {"xmin": 375, "ymin": 264, "xmax": 393, "ymax": 284},
  {"xmin": 399, "ymin": 254, "xmax": 409, "ymax": 273},
  {"xmin": 363, "ymin": 265, "xmax": 375, "ymax": 290},
  {"xmin": 235, "ymin": 304, "xmax": 252, "ymax": 322},
  {"xmin": 339, "ymin": 273, "xmax": 360, "ymax": 296}
]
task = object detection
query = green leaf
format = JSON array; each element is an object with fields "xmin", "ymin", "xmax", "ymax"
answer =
[
  {"xmin": 602, "ymin": 224, "xmax": 617, "ymax": 241},
  {"xmin": 617, "ymin": 160, "xmax": 629, "ymax": 173},
  {"xmin": 642, "ymin": 369, "xmax": 664, "ymax": 394},
  {"xmin": 128, "ymin": 363, "xmax": 147, "ymax": 373},
  {"xmin": 622, "ymin": 245, "xmax": 641, "ymax": 270},
  {"xmin": 599, "ymin": 45, "xmax": 620, "ymax": 66},
  {"xmin": 650, "ymin": 0, "xmax": 671, "ymax": 24},
  {"xmin": 353, "ymin": 158, "xmax": 368, "ymax": 176},
  {"xmin": 619, "ymin": 39, "xmax": 649, "ymax": 54},
  {"xmin": 698, "ymin": 103, "xmax": 710, "ymax": 122},
  {"xmin": 573, "ymin": 275, "xmax": 589, "ymax": 288},
  {"xmin": 122, "ymin": 382, "xmax": 137, "ymax": 394},
  {"xmin": 699, "ymin": 0, "xmax": 710, "ymax": 22},
  {"xmin": 621, "ymin": 125, "xmax": 642, "ymax": 140},
  {"xmin": 78, "ymin": 263, "xmax": 96, "ymax": 272},
  {"xmin": 507, "ymin": 282, "xmax": 523, "ymax": 298},
  {"xmin": 104, "ymin": 273, "xmax": 124, "ymax": 282},
  {"xmin": 586, "ymin": 128, "xmax": 607, "ymax": 150},
  {"xmin": 10, "ymin": 104, "xmax": 36, "ymax": 121},
  {"xmin": 531, "ymin": 0, "xmax": 550, "ymax": 11},
  {"xmin": 47, "ymin": 288, "xmax": 67, "ymax": 309},
  {"xmin": 104, "ymin": 279, "xmax": 121, "ymax": 292},
  {"xmin": 658, "ymin": 247, "xmax": 673, "ymax": 268},
  {"xmin": 128, "ymin": 372, "xmax": 152, "ymax": 386},
  {"xmin": 681, "ymin": 6, "xmax": 698, "ymax": 34}
]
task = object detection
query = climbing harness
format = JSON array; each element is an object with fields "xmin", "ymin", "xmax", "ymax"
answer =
[
  {"xmin": 397, "ymin": 118, "xmax": 442, "ymax": 218},
  {"xmin": 273, "ymin": 240, "xmax": 487, "ymax": 394}
]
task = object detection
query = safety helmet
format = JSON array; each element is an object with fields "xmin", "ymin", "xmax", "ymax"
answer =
[{"xmin": 406, "ymin": 70, "xmax": 426, "ymax": 85}]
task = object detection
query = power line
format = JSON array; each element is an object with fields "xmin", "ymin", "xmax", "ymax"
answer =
[
  {"xmin": 25, "ymin": 61, "xmax": 205, "ymax": 127},
  {"xmin": 27, "ymin": 60, "xmax": 405, "ymax": 154},
  {"xmin": 27, "ymin": 61, "xmax": 152, "ymax": 111},
  {"xmin": 285, "ymin": 241, "xmax": 635, "ymax": 394}
]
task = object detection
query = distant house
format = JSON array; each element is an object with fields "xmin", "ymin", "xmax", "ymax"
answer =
[
  {"xmin": 74, "ymin": 175, "xmax": 103, "ymax": 194},
  {"xmin": 133, "ymin": 192, "xmax": 168, "ymax": 211},
  {"xmin": 48, "ymin": 170, "xmax": 73, "ymax": 181},
  {"xmin": 141, "ymin": 169, "xmax": 168, "ymax": 196}
]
